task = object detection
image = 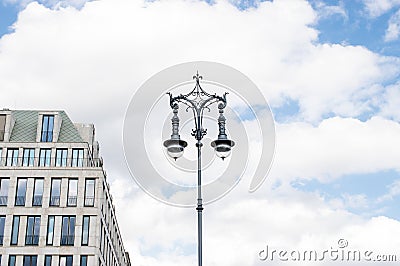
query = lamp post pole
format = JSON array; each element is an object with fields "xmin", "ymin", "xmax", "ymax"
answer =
[
  {"xmin": 164, "ymin": 73, "xmax": 235, "ymax": 266},
  {"xmin": 196, "ymin": 139, "xmax": 203, "ymax": 266}
]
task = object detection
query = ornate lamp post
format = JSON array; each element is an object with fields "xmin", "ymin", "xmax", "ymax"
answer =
[{"xmin": 163, "ymin": 73, "xmax": 235, "ymax": 266}]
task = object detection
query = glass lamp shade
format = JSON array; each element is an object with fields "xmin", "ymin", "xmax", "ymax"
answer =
[
  {"xmin": 211, "ymin": 139, "xmax": 235, "ymax": 160},
  {"xmin": 163, "ymin": 139, "xmax": 188, "ymax": 160}
]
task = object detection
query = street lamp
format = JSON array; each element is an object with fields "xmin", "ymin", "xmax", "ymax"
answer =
[{"xmin": 163, "ymin": 72, "xmax": 235, "ymax": 266}]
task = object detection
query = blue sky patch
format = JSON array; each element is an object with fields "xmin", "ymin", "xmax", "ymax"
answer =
[
  {"xmin": 291, "ymin": 170, "xmax": 400, "ymax": 219},
  {"xmin": 0, "ymin": 2, "xmax": 18, "ymax": 36}
]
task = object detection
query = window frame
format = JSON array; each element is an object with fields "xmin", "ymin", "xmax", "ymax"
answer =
[
  {"xmin": 55, "ymin": 148, "xmax": 68, "ymax": 167},
  {"xmin": 23, "ymin": 255, "xmax": 37, "ymax": 266},
  {"xmin": 0, "ymin": 114, "xmax": 5, "ymax": 141},
  {"xmin": 71, "ymin": 148, "xmax": 84, "ymax": 167},
  {"xmin": 41, "ymin": 115, "xmax": 54, "ymax": 142},
  {"xmin": 8, "ymin": 255, "xmax": 16, "ymax": 266},
  {"xmin": 22, "ymin": 148, "xmax": 35, "ymax": 167},
  {"xmin": 15, "ymin": 178, "xmax": 27, "ymax": 206},
  {"xmin": 0, "ymin": 178, "xmax": 9, "ymax": 206},
  {"xmin": 61, "ymin": 216, "xmax": 76, "ymax": 246},
  {"xmin": 67, "ymin": 179, "xmax": 78, "ymax": 207},
  {"xmin": 50, "ymin": 178, "xmax": 61, "ymax": 206},
  {"xmin": 84, "ymin": 178, "xmax": 95, "ymax": 207},
  {"xmin": 45, "ymin": 255, "xmax": 52, "ymax": 266},
  {"xmin": 25, "ymin": 216, "xmax": 40, "ymax": 245},
  {"xmin": 0, "ymin": 216, "xmax": 5, "ymax": 245},
  {"xmin": 10, "ymin": 216, "xmax": 20, "ymax": 245},
  {"xmin": 32, "ymin": 178, "xmax": 44, "ymax": 206},
  {"xmin": 6, "ymin": 148, "xmax": 19, "ymax": 167},
  {"xmin": 59, "ymin": 255, "xmax": 73, "ymax": 266},
  {"xmin": 39, "ymin": 148, "xmax": 52, "ymax": 167},
  {"xmin": 81, "ymin": 216, "xmax": 90, "ymax": 246},
  {"xmin": 80, "ymin": 255, "xmax": 88, "ymax": 266},
  {"xmin": 46, "ymin": 215, "xmax": 55, "ymax": 246}
]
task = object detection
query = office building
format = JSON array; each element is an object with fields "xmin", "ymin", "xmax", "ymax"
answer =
[{"xmin": 0, "ymin": 109, "xmax": 131, "ymax": 266}]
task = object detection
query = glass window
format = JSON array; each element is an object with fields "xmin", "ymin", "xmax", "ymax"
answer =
[
  {"xmin": 22, "ymin": 148, "xmax": 35, "ymax": 166},
  {"xmin": 82, "ymin": 216, "xmax": 90, "ymax": 246},
  {"xmin": 0, "ymin": 114, "xmax": 5, "ymax": 141},
  {"xmin": 61, "ymin": 216, "xmax": 75, "ymax": 246},
  {"xmin": 15, "ymin": 178, "xmax": 27, "ymax": 206},
  {"xmin": 11, "ymin": 216, "xmax": 19, "ymax": 245},
  {"xmin": 32, "ymin": 179, "xmax": 43, "ymax": 206},
  {"xmin": 0, "ymin": 216, "xmax": 5, "ymax": 245},
  {"xmin": 23, "ymin": 255, "xmax": 37, "ymax": 266},
  {"xmin": 25, "ymin": 216, "xmax": 40, "ymax": 245},
  {"xmin": 47, "ymin": 216, "xmax": 55, "ymax": 245},
  {"xmin": 80, "ymin": 255, "xmax": 87, "ymax": 266},
  {"xmin": 59, "ymin": 256, "xmax": 73, "ymax": 266},
  {"xmin": 56, "ymin": 149, "xmax": 67, "ymax": 167},
  {"xmin": 41, "ymin": 115, "xmax": 54, "ymax": 142},
  {"xmin": 8, "ymin": 255, "xmax": 16, "ymax": 266},
  {"xmin": 45, "ymin": 256, "xmax": 52, "ymax": 266},
  {"xmin": 71, "ymin": 149, "xmax": 84, "ymax": 167},
  {"xmin": 100, "ymin": 221, "xmax": 104, "ymax": 253},
  {"xmin": 50, "ymin": 179, "xmax": 61, "ymax": 206},
  {"xmin": 67, "ymin": 179, "xmax": 78, "ymax": 207},
  {"xmin": 39, "ymin": 149, "xmax": 51, "ymax": 167},
  {"xmin": 0, "ymin": 178, "xmax": 9, "ymax": 206},
  {"xmin": 6, "ymin": 148, "xmax": 18, "ymax": 166},
  {"xmin": 84, "ymin": 179, "xmax": 95, "ymax": 206}
]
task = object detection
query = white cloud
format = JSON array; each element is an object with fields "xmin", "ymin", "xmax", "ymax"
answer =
[
  {"xmin": 380, "ymin": 81, "xmax": 400, "ymax": 120},
  {"xmin": 385, "ymin": 9, "xmax": 400, "ymax": 41},
  {"xmin": 272, "ymin": 117, "xmax": 400, "ymax": 182},
  {"xmin": 1, "ymin": 0, "xmax": 398, "ymax": 124},
  {"xmin": 271, "ymin": 44, "xmax": 399, "ymax": 121},
  {"xmin": 377, "ymin": 179, "xmax": 400, "ymax": 202},
  {"xmin": 112, "ymin": 176, "xmax": 400, "ymax": 266},
  {"xmin": 363, "ymin": 0, "xmax": 400, "ymax": 17},
  {"xmin": 313, "ymin": 0, "xmax": 348, "ymax": 21}
]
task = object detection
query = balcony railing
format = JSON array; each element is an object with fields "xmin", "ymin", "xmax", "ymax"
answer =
[
  {"xmin": 67, "ymin": 196, "xmax": 77, "ymax": 206},
  {"xmin": 0, "ymin": 196, "xmax": 8, "ymax": 206},
  {"xmin": 60, "ymin": 235, "xmax": 74, "ymax": 246},
  {"xmin": 49, "ymin": 196, "xmax": 60, "ymax": 206},
  {"xmin": 15, "ymin": 196, "xmax": 25, "ymax": 206},
  {"xmin": 25, "ymin": 234, "xmax": 39, "ymax": 245},
  {"xmin": 0, "ymin": 157, "xmax": 102, "ymax": 168},
  {"xmin": 84, "ymin": 196, "xmax": 95, "ymax": 207},
  {"xmin": 32, "ymin": 196, "xmax": 43, "ymax": 206}
]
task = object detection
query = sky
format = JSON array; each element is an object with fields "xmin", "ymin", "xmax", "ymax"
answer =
[{"xmin": 1, "ymin": 0, "xmax": 400, "ymax": 265}]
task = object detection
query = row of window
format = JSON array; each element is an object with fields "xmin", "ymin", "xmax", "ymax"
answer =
[
  {"xmin": 1, "ymin": 148, "xmax": 85, "ymax": 167},
  {"xmin": 100, "ymin": 221, "xmax": 121, "ymax": 266},
  {"xmin": 100, "ymin": 187, "xmax": 127, "ymax": 266},
  {"xmin": 0, "ymin": 114, "xmax": 55, "ymax": 143},
  {"xmin": 0, "ymin": 178, "xmax": 95, "ymax": 207},
  {"xmin": 0, "ymin": 254, "xmax": 89, "ymax": 266},
  {"xmin": 0, "ymin": 215, "xmax": 90, "ymax": 246}
]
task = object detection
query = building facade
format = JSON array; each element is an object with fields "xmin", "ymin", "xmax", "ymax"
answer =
[{"xmin": 0, "ymin": 109, "xmax": 131, "ymax": 266}]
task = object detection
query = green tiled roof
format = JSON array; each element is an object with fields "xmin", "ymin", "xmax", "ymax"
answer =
[
  {"xmin": 9, "ymin": 110, "xmax": 83, "ymax": 142},
  {"xmin": 58, "ymin": 111, "xmax": 83, "ymax": 142},
  {"xmin": 9, "ymin": 110, "xmax": 37, "ymax": 142}
]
